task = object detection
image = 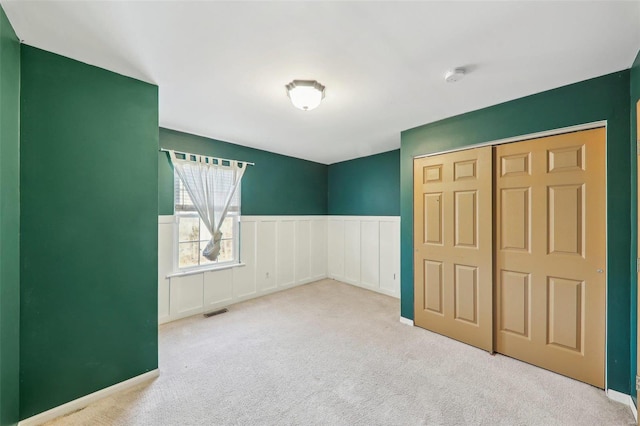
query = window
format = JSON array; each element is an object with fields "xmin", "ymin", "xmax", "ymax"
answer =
[{"xmin": 174, "ymin": 171, "xmax": 240, "ymax": 270}]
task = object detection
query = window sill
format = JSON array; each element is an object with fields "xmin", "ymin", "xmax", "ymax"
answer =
[{"xmin": 166, "ymin": 262, "xmax": 246, "ymax": 278}]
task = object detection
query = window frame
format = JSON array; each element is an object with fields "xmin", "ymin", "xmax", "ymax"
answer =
[{"xmin": 173, "ymin": 170, "xmax": 241, "ymax": 273}]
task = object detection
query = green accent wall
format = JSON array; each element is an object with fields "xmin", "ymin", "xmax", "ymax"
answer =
[
  {"xmin": 401, "ymin": 71, "xmax": 632, "ymax": 393},
  {"xmin": 159, "ymin": 128, "xmax": 327, "ymax": 216},
  {"xmin": 20, "ymin": 46, "xmax": 159, "ymax": 418},
  {"xmin": 328, "ymin": 150, "xmax": 400, "ymax": 216},
  {"xmin": 0, "ymin": 7, "xmax": 20, "ymax": 426},
  {"xmin": 630, "ymin": 49, "xmax": 640, "ymax": 403}
]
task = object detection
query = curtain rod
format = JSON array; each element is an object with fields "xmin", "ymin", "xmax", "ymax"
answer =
[{"xmin": 160, "ymin": 148, "xmax": 255, "ymax": 166}]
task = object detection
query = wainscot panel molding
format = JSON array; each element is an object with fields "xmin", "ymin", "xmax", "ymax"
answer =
[
  {"xmin": 158, "ymin": 215, "xmax": 328, "ymax": 324},
  {"xmin": 327, "ymin": 216, "xmax": 401, "ymax": 298},
  {"xmin": 159, "ymin": 215, "xmax": 398, "ymax": 324}
]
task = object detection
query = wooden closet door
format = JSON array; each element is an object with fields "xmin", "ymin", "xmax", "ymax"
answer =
[
  {"xmin": 414, "ymin": 147, "xmax": 493, "ymax": 352},
  {"xmin": 495, "ymin": 128, "xmax": 606, "ymax": 388}
]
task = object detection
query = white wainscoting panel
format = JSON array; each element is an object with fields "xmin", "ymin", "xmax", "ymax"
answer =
[
  {"xmin": 310, "ymin": 219, "xmax": 327, "ymax": 280},
  {"xmin": 295, "ymin": 220, "xmax": 311, "ymax": 283},
  {"xmin": 344, "ymin": 220, "xmax": 361, "ymax": 284},
  {"xmin": 169, "ymin": 273, "xmax": 204, "ymax": 318},
  {"xmin": 327, "ymin": 216, "xmax": 401, "ymax": 298},
  {"xmin": 379, "ymin": 220, "xmax": 401, "ymax": 295},
  {"xmin": 159, "ymin": 215, "xmax": 398, "ymax": 323},
  {"xmin": 233, "ymin": 219, "xmax": 257, "ymax": 299},
  {"xmin": 277, "ymin": 220, "xmax": 296, "ymax": 288},
  {"xmin": 328, "ymin": 219, "xmax": 345, "ymax": 278},
  {"xmin": 257, "ymin": 220, "xmax": 277, "ymax": 292},
  {"xmin": 204, "ymin": 268, "xmax": 233, "ymax": 308},
  {"xmin": 360, "ymin": 220, "xmax": 380, "ymax": 288},
  {"xmin": 159, "ymin": 216, "xmax": 328, "ymax": 324}
]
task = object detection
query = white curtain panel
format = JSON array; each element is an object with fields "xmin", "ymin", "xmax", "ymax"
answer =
[{"xmin": 169, "ymin": 150, "xmax": 247, "ymax": 261}]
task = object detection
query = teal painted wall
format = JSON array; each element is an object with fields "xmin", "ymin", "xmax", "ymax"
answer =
[
  {"xmin": 401, "ymin": 71, "xmax": 632, "ymax": 393},
  {"xmin": 630, "ymin": 49, "xmax": 640, "ymax": 403},
  {"xmin": 0, "ymin": 7, "xmax": 20, "ymax": 426},
  {"xmin": 159, "ymin": 128, "xmax": 327, "ymax": 216},
  {"xmin": 328, "ymin": 150, "xmax": 400, "ymax": 216},
  {"xmin": 20, "ymin": 46, "xmax": 159, "ymax": 418}
]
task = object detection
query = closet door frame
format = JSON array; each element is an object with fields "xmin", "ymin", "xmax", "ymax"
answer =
[{"xmin": 412, "ymin": 120, "xmax": 607, "ymax": 385}]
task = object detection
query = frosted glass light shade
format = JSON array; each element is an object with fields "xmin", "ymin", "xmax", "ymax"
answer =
[{"xmin": 285, "ymin": 80, "xmax": 325, "ymax": 111}]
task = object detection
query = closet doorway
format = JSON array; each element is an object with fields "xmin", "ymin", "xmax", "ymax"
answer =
[{"xmin": 414, "ymin": 127, "xmax": 606, "ymax": 388}]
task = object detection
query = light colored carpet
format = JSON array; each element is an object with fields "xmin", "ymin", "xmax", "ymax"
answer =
[{"xmin": 46, "ymin": 279, "xmax": 634, "ymax": 425}]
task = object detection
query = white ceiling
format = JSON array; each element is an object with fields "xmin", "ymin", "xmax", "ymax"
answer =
[{"xmin": 3, "ymin": 1, "xmax": 639, "ymax": 164}]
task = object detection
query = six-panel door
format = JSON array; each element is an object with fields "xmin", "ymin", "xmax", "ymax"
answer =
[
  {"xmin": 495, "ymin": 128, "xmax": 606, "ymax": 388},
  {"xmin": 413, "ymin": 127, "xmax": 606, "ymax": 388},
  {"xmin": 414, "ymin": 147, "xmax": 494, "ymax": 352}
]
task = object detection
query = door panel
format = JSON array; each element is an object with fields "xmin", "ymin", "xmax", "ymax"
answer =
[
  {"xmin": 424, "ymin": 193, "xmax": 443, "ymax": 244},
  {"xmin": 547, "ymin": 277, "xmax": 583, "ymax": 352},
  {"xmin": 424, "ymin": 260, "xmax": 443, "ymax": 314},
  {"xmin": 454, "ymin": 264, "xmax": 478, "ymax": 324},
  {"xmin": 495, "ymin": 128, "xmax": 606, "ymax": 388},
  {"xmin": 499, "ymin": 270, "xmax": 530, "ymax": 337},
  {"xmin": 454, "ymin": 191, "xmax": 477, "ymax": 247},
  {"xmin": 500, "ymin": 188, "xmax": 529, "ymax": 251},
  {"xmin": 414, "ymin": 147, "xmax": 493, "ymax": 352}
]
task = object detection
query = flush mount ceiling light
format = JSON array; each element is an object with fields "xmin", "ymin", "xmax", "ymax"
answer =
[{"xmin": 285, "ymin": 80, "xmax": 325, "ymax": 111}]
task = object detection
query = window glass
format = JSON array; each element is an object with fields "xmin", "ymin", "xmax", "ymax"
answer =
[{"xmin": 174, "ymin": 170, "xmax": 240, "ymax": 270}]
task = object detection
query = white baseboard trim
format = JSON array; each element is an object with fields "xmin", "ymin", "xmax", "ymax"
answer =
[
  {"xmin": 18, "ymin": 369, "xmax": 159, "ymax": 426},
  {"xmin": 606, "ymin": 389, "xmax": 637, "ymax": 421},
  {"xmin": 400, "ymin": 317, "xmax": 414, "ymax": 326},
  {"xmin": 161, "ymin": 276, "xmax": 327, "ymax": 325},
  {"xmin": 330, "ymin": 276, "xmax": 400, "ymax": 299}
]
